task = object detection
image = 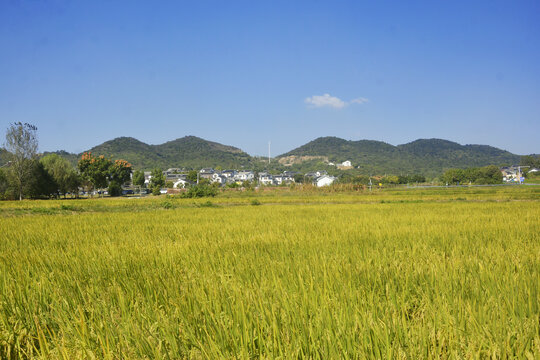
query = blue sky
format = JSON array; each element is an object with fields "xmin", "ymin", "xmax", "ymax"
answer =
[{"xmin": 1, "ymin": 0, "xmax": 539, "ymax": 156}]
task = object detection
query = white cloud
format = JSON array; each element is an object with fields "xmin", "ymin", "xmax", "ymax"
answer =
[
  {"xmin": 305, "ymin": 94, "xmax": 346, "ymax": 109},
  {"xmin": 305, "ymin": 94, "xmax": 369, "ymax": 109},
  {"xmin": 350, "ymin": 97, "xmax": 369, "ymax": 104}
]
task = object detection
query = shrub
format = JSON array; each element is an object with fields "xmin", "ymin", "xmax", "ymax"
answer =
[
  {"xmin": 108, "ymin": 181, "xmax": 122, "ymax": 197},
  {"xmin": 161, "ymin": 200, "xmax": 173, "ymax": 209},
  {"xmin": 182, "ymin": 184, "xmax": 218, "ymax": 198}
]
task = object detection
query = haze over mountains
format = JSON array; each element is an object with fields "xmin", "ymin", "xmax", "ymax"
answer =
[{"xmin": 20, "ymin": 135, "xmax": 524, "ymax": 177}]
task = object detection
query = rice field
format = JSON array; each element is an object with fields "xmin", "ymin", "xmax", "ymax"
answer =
[{"xmin": 0, "ymin": 186, "xmax": 539, "ymax": 359}]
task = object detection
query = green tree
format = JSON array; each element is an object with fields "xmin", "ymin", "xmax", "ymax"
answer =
[
  {"xmin": 477, "ymin": 165, "xmax": 502, "ymax": 184},
  {"xmin": 4, "ymin": 122, "xmax": 39, "ymax": 200},
  {"xmin": 181, "ymin": 184, "xmax": 218, "ymax": 198},
  {"xmin": 442, "ymin": 169, "xmax": 465, "ymax": 185},
  {"xmin": 25, "ymin": 161, "xmax": 57, "ymax": 199},
  {"xmin": 186, "ymin": 170, "xmax": 198, "ymax": 183},
  {"xmin": 382, "ymin": 175, "xmax": 399, "ymax": 184},
  {"xmin": 78, "ymin": 152, "xmax": 112, "ymax": 194},
  {"xmin": 110, "ymin": 159, "xmax": 132, "ymax": 185},
  {"xmin": 520, "ymin": 155, "xmax": 540, "ymax": 168},
  {"xmin": 132, "ymin": 170, "xmax": 145, "ymax": 187},
  {"xmin": 150, "ymin": 168, "xmax": 165, "ymax": 194},
  {"xmin": 293, "ymin": 174, "xmax": 304, "ymax": 183},
  {"xmin": 165, "ymin": 180, "xmax": 174, "ymax": 189},
  {"xmin": 108, "ymin": 181, "xmax": 122, "ymax": 197},
  {"xmin": 41, "ymin": 154, "xmax": 80, "ymax": 198},
  {"xmin": 0, "ymin": 168, "xmax": 11, "ymax": 199}
]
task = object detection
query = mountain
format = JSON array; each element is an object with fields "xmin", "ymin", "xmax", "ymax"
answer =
[
  {"xmin": 278, "ymin": 137, "xmax": 521, "ymax": 176},
  {"xmin": 74, "ymin": 136, "xmax": 254, "ymax": 170},
  {"xmin": 44, "ymin": 135, "xmax": 525, "ymax": 176}
]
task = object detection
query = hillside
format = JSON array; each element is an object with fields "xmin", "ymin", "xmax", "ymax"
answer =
[
  {"xmin": 279, "ymin": 137, "xmax": 521, "ymax": 176},
  {"xmin": 39, "ymin": 135, "xmax": 525, "ymax": 176},
  {"xmin": 59, "ymin": 136, "xmax": 254, "ymax": 170}
]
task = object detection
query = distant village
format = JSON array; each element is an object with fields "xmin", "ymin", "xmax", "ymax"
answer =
[
  {"xmin": 145, "ymin": 168, "xmax": 337, "ymax": 190},
  {"xmin": 141, "ymin": 163, "xmax": 539, "ymax": 192}
]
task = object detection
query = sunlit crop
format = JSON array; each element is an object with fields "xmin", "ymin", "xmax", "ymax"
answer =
[{"xmin": 0, "ymin": 186, "xmax": 538, "ymax": 358}]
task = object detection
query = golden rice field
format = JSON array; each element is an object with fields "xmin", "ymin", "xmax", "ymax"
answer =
[{"xmin": 0, "ymin": 186, "xmax": 539, "ymax": 359}]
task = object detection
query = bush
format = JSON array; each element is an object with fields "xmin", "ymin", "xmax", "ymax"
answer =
[
  {"xmin": 152, "ymin": 186, "xmax": 162, "ymax": 196},
  {"xmin": 251, "ymin": 199, "xmax": 261, "ymax": 206},
  {"xmin": 181, "ymin": 184, "xmax": 218, "ymax": 198},
  {"xmin": 60, "ymin": 204, "xmax": 76, "ymax": 211},
  {"xmin": 161, "ymin": 200, "xmax": 173, "ymax": 209},
  {"xmin": 108, "ymin": 181, "xmax": 122, "ymax": 197},
  {"xmin": 199, "ymin": 200, "xmax": 218, "ymax": 207}
]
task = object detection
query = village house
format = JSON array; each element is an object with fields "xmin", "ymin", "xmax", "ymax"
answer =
[
  {"xmin": 258, "ymin": 172, "xmax": 274, "ymax": 186},
  {"xmin": 305, "ymin": 170, "xmax": 328, "ymax": 180},
  {"xmin": 274, "ymin": 172, "xmax": 295, "ymax": 185},
  {"xmin": 337, "ymin": 160, "xmax": 353, "ymax": 170},
  {"xmin": 199, "ymin": 168, "xmax": 215, "ymax": 180},
  {"xmin": 173, "ymin": 178, "xmax": 191, "ymax": 189},
  {"xmin": 501, "ymin": 166, "xmax": 523, "ymax": 182},
  {"xmin": 234, "ymin": 171, "xmax": 255, "ymax": 182},
  {"xmin": 221, "ymin": 170, "xmax": 237, "ymax": 178},
  {"xmin": 211, "ymin": 172, "xmax": 227, "ymax": 185},
  {"xmin": 315, "ymin": 174, "xmax": 337, "ymax": 187}
]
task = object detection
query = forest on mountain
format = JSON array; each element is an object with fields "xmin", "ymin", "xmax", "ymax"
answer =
[
  {"xmin": 1, "ymin": 135, "xmax": 527, "ymax": 178},
  {"xmin": 279, "ymin": 137, "xmax": 521, "ymax": 177}
]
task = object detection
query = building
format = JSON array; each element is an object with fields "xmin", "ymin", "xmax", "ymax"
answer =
[
  {"xmin": 315, "ymin": 175, "xmax": 336, "ymax": 187},
  {"xmin": 221, "ymin": 170, "xmax": 237, "ymax": 178},
  {"xmin": 337, "ymin": 160, "xmax": 353, "ymax": 170},
  {"xmin": 305, "ymin": 170, "xmax": 328, "ymax": 180},
  {"xmin": 211, "ymin": 172, "xmax": 227, "ymax": 185},
  {"xmin": 234, "ymin": 171, "xmax": 255, "ymax": 182},
  {"xmin": 258, "ymin": 172, "xmax": 274, "ymax": 186},
  {"xmin": 173, "ymin": 179, "xmax": 191, "ymax": 188},
  {"xmin": 199, "ymin": 168, "xmax": 215, "ymax": 180}
]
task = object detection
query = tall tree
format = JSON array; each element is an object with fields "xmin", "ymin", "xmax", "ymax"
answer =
[
  {"xmin": 78, "ymin": 152, "xmax": 111, "ymax": 195},
  {"xmin": 110, "ymin": 159, "xmax": 132, "ymax": 185},
  {"xmin": 41, "ymin": 154, "xmax": 81, "ymax": 198},
  {"xmin": 132, "ymin": 170, "xmax": 145, "ymax": 188},
  {"xmin": 0, "ymin": 168, "xmax": 9, "ymax": 199},
  {"xmin": 149, "ymin": 168, "xmax": 165, "ymax": 191},
  {"xmin": 108, "ymin": 159, "xmax": 132, "ymax": 197},
  {"xmin": 4, "ymin": 123, "xmax": 38, "ymax": 200}
]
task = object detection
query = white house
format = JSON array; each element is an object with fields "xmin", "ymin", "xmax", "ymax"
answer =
[
  {"xmin": 341, "ymin": 160, "xmax": 352, "ymax": 167},
  {"xmin": 221, "ymin": 170, "xmax": 237, "ymax": 178},
  {"xmin": 173, "ymin": 179, "xmax": 190, "ymax": 188},
  {"xmin": 211, "ymin": 173, "xmax": 226, "ymax": 185},
  {"xmin": 258, "ymin": 172, "xmax": 274, "ymax": 186},
  {"xmin": 199, "ymin": 168, "xmax": 215, "ymax": 179},
  {"xmin": 315, "ymin": 175, "xmax": 336, "ymax": 187},
  {"xmin": 274, "ymin": 173, "xmax": 294, "ymax": 185},
  {"xmin": 305, "ymin": 170, "xmax": 327, "ymax": 179},
  {"xmin": 234, "ymin": 171, "xmax": 255, "ymax": 182}
]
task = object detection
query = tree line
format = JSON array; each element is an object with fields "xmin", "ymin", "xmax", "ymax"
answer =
[
  {"xmin": 0, "ymin": 123, "xmax": 134, "ymax": 200},
  {"xmin": 441, "ymin": 165, "xmax": 503, "ymax": 185}
]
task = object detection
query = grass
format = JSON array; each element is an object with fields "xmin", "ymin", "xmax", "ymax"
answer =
[{"xmin": 0, "ymin": 186, "xmax": 539, "ymax": 358}]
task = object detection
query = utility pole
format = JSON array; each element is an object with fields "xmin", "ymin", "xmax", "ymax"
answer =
[{"xmin": 268, "ymin": 141, "xmax": 271, "ymax": 164}]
